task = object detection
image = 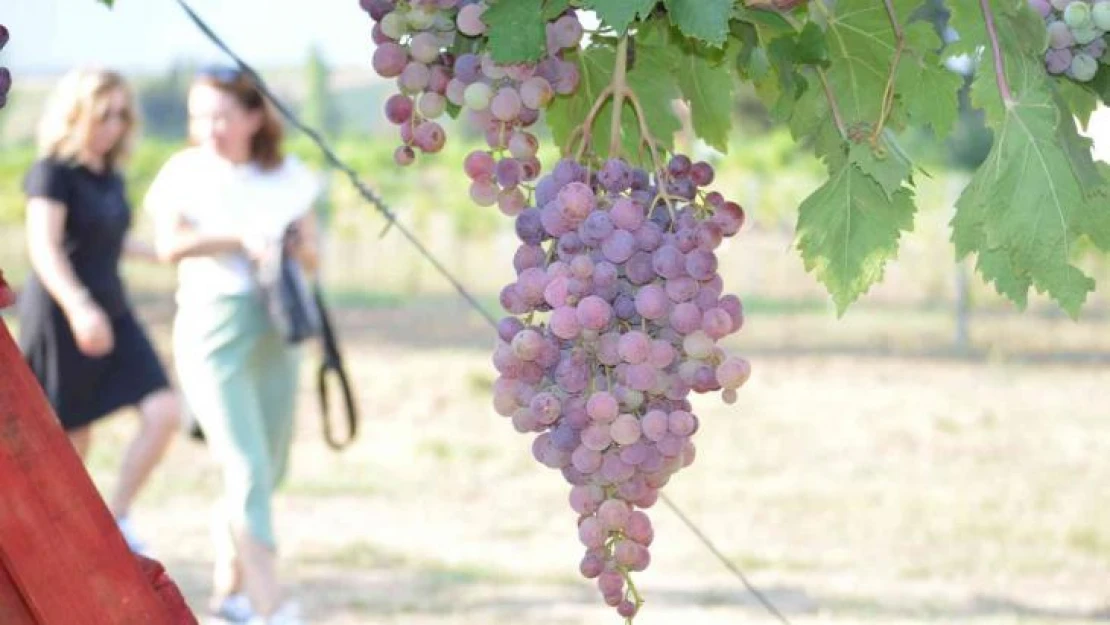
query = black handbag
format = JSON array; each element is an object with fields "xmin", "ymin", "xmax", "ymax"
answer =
[{"xmin": 188, "ymin": 226, "xmax": 359, "ymax": 451}]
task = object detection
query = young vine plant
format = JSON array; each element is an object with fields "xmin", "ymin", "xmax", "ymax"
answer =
[{"xmin": 354, "ymin": 0, "xmax": 1110, "ymax": 621}]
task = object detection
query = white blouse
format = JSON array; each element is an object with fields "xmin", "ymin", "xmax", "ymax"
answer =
[{"xmin": 145, "ymin": 146, "xmax": 321, "ymax": 304}]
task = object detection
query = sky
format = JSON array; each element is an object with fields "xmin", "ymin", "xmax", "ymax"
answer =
[{"xmin": 2, "ymin": 0, "xmax": 375, "ymax": 75}]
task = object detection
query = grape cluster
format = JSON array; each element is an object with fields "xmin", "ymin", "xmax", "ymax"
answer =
[
  {"xmin": 492, "ymin": 155, "xmax": 750, "ymax": 618},
  {"xmin": 0, "ymin": 25, "xmax": 10, "ymax": 109},
  {"xmin": 362, "ymin": 0, "xmax": 457, "ymax": 164},
  {"xmin": 1030, "ymin": 0, "xmax": 1110, "ymax": 81},
  {"xmin": 362, "ymin": 0, "xmax": 584, "ymax": 168},
  {"xmin": 452, "ymin": 7, "xmax": 583, "ymax": 212}
]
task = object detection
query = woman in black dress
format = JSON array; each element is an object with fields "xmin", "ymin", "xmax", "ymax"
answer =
[{"xmin": 18, "ymin": 67, "xmax": 181, "ymax": 555}]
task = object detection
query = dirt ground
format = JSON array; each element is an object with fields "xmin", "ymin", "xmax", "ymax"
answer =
[{"xmin": 71, "ymin": 297, "xmax": 1110, "ymax": 625}]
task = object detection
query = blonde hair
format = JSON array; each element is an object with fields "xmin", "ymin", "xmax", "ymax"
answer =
[{"xmin": 36, "ymin": 67, "xmax": 140, "ymax": 170}]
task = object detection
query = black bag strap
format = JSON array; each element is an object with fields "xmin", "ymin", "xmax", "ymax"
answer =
[{"xmin": 312, "ymin": 284, "xmax": 358, "ymax": 451}]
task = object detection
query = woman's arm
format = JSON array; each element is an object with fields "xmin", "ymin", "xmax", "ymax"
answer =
[
  {"xmin": 26, "ymin": 197, "xmax": 97, "ymax": 312},
  {"xmin": 151, "ymin": 210, "xmax": 244, "ymax": 265},
  {"xmin": 25, "ymin": 197, "xmax": 114, "ymax": 356},
  {"xmin": 287, "ymin": 211, "xmax": 321, "ymax": 274}
]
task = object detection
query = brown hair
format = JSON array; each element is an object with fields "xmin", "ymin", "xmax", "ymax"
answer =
[
  {"xmin": 37, "ymin": 67, "xmax": 140, "ymax": 170},
  {"xmin": 193, "ymin": 70, "xmax": 284, "ymax": 170}
]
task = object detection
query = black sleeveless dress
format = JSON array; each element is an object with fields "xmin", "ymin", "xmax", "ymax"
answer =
[{"xmin": 18, "ymin": 158, "xmax": 169, "ymax": 430}]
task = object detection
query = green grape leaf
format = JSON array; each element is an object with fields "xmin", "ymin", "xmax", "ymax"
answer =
[
  {"xmin": 675, "ymin": 40, "xmax": 735, "ymax": 153},
  {"xmin": 732, "ymin": 5, "xmax": 795, "ymax": 36},
  {"xmin": 849, "ymin": 139, "xmax": 911, "ymax": 200},
  {"xmin": 664, "ymin": 0, "xmax": 732, "ymax": 47},
  {"xmin": 795, "ymin": 156, "xmax": 917, "ymax": 314},
  {"xmin": 948, "ymin": 0, "xmax": 1110, "ymax": 316},
  {"xmin": 484, "ymin": 0, "xmax": 547, "ymax": 64},
  {"xmin": 952, "ymin": 79, "xmax": 1108, "ymax": 316},
  {"xmin": 582, "ymin": 0, "xmax": 658, "ymax": 34}
]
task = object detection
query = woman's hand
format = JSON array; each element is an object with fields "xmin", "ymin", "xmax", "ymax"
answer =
[
  {"xmin": 66, "ymin": 296, "xmax": 114, "ymax": 357},
  {"xmin": 284, "ymin": 213, "xmax": 320, "ymax": 274}
]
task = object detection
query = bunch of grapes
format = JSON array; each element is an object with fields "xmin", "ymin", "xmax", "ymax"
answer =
[
  {"xmin": 1029, "ymin": 0, "xmax": 1110, "ymax": 81},
  {"xmin": 492, "ymin": 154, "xmax": 750, "ymax": 619},
  {"xmin": 362, "ymin": 0, "xmax": 457, "ymax": 164},
  {"xmin": 453, "ymin": 7, "xmax": 584, "ymax": 212},
  {"xmin": 0, "ymin": 24, "xmax": 10, "ymax": 109}
]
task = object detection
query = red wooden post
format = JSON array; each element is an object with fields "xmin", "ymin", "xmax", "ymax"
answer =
[{"xmin": 0, "ymin": 269, "xmax": 196, "ymax": 624}]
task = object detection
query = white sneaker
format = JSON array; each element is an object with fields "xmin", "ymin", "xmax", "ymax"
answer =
[
  {"xmin": 247, "ymin": 600, "xmax": 303, "ymax": 625},
  {"xmin": 210, "ymin": 593, "xmax": 254, "ymax": 623},
  {"xmin": 115, "ymin": 516, "xmax": 150, "ymax": 556}
]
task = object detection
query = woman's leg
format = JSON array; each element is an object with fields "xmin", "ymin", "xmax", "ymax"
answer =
[
  {"xmin": 252, "ymin": 330, "xmax": 300, "ymax": 490},
  {"xmin": 174, "ymin": 300, "xmax": 287, "ymax": 618},
  {"xmin": 108, "ymin": 389, "xmax": 181, "ymax": 518}
]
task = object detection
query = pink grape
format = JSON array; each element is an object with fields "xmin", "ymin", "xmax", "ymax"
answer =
[
  {"xmin": 457, "ymin": 2, "xmax": 487, "ymax": 36},
  {"xmin": 372, "ymin": 42, "xmax": 408, "ymax": 77}
]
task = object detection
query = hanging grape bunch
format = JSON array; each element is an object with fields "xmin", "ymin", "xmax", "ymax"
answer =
[
  {"xmin": 0, "ymin": 24, "xmax": 11, "ymax": 109},
  {"xmin": 362, "ymin": 0, "xmax": 457, "ymax": 164},
  {"xmin": 492, "ymin": 149, "xmax": 750, "ymax": 619},
  {"xmin": 451, "ymin": 4, "xmax": 583, "ymax": 212},
  {"xmin": 483, "ymin": 30, "xmax": 752, "ymax": 617},
  {"xmin": 1030, "ymin": 0, "xmax": 1110, "ymax": 81},
  {"xmin": 360, "ymin": 0, "xmax": 582, "ymax": 169}
]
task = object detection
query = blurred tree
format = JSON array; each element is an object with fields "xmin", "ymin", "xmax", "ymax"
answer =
[
  {"xmin": 134, "ymin": 61, "xmax": 192, "ymax": 140},
  {"xmin": 302, "ymin": 45, "xmax": 341, "ymax": 138}
]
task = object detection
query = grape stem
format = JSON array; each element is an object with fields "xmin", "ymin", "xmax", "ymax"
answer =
[
  {"xmin": 980, "ymin": 0, "xmax": 1014, "ymax": 105},
  {"xmin": 780, "ymin": 12, "xmax": 847, "ymax": 140},
  {"xmin": 870, "ymin": 0, "xmax": 905, "ymax": 144},
  {"xmin": 565, "ymin": 35, "xmax": 666, "ymax": 176},
  {"xmin": 609, "ymin": 36, "xmax": 630, "ymax": 156}
]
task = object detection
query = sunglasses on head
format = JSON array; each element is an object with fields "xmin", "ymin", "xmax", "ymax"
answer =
[{"xmin": 195, "ymin": 65, "xmax": 246, "ymax": 84}]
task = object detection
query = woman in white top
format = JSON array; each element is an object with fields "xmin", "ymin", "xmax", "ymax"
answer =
[{"xmin": 145, "ymin": 66, "xmax": 319, "ymax": 625}]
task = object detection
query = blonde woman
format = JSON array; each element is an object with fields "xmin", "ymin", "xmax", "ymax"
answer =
[
  {"xmin": 145, "ymin": 66, "xmax": 320, "ymax": 625},
  {"xmin": 18, "ymin": 68, "xmax": 181, "ymax": 554}
]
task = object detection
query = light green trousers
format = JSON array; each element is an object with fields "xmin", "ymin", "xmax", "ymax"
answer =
[{"xmin": 173, "ymin": 293, "xmax": 300, "ymax": 549}]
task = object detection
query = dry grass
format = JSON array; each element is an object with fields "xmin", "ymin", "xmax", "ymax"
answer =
[{"xmin": 50, "ymin": 297, "xmax": 1110, "ymax": 625}]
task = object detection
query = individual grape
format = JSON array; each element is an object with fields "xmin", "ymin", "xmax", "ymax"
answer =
[
  {"xmin": 413, "ymin": 120, "xmax": 445, "ymax": 152},
  {"xmin": 690, "ymin": 161, "xmax": 715, "ymax": 186},
  {"xmin": 464, "ymin": 82, "xmax": 492, "ymax": 110},
  {"xmin": 1064, "ymin": 1, "xmax": 1093, "ymax": 29},
  {"xmin": 1046, "ymin": 47, "xmax": 1074, "ymax": 74},
  {"xmin": 1071, "ymin": 51, "xmax": 1099, "ymax": 80},
  {"xmin": 1073, "ymin": 24, "xmax": 1104, "ymax": 45},
  {"xmin": 508, "ymin": 131, "xmax": 539, "ymax": 159},
  {"xmin": 399, "ymin": 61, "xmax": 431, "ymax": 94},
  {"xmin": 598, "ymin": 158, "xmax": 633, "ymax": 193},
  {"xmin": 418, "ymin": 92, "xmax": 446, "ymax": 118},
  {"xmin": 463, "ymin": 150, "xmax": 495, "ymax": 182},
  {"xmin": 491, "ymin": 87, "xmax": 523, "ymax": 121},
  {"xmin": 498, "ymin": 188, "xmax": 528, "ymax": 217},
  {"xmin": 470, "ymin": 179, "xmax": 499, "ymax": 206},
  {"xmin": 409, "ymin": 32, "xmax": 441, "ymax": 64},
  {"xmin": 496, "ymin": 157, "xmax": 524, "ymax": 189},
  {"xmin": 1085, "ymin": 36, "xmax": 1108, "ymax": 59},
  {"xmin": 457, "ymin": 2, "xmax": 487, "ymax": 36},
  {"xmin": 1047, "ymin": 21, "xmax": 1075, "ymax": 49},
  {"xmin": 601, "ymin": 230, "xmax": 636, "ymax": 263},
  {"xmin": 520, "ymin": 76, "xmax": 554, "ymax": 109},
  {"xmin": 372, "ymin": 42, "xmax": 408, "ymax": 77},
  {"xmin": 384, "ymin": 94, "xmax": 414, "ymax": 124},
  {"xmin": 1095, "ymin": 1, "xmax": 1110, "ymax": 30}
]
